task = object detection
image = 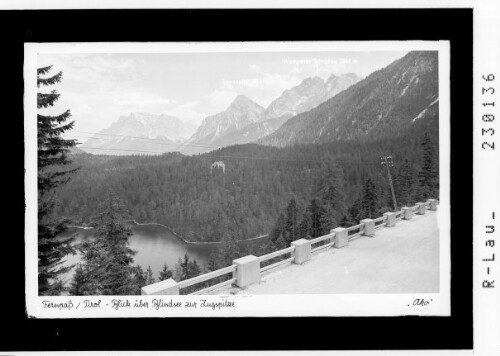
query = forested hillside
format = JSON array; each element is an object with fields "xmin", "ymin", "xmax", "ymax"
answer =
[{"xmin": 55, "ymin": 122, "xmax": 438, "ymax": 243}]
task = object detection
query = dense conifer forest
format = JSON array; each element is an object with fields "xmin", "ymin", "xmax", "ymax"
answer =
[{"xmin": 54, "ymin": 118, "xmax": 438, "ymax": 246}]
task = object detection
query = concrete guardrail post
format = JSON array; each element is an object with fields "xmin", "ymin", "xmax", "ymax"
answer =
[
  {"xmin": 428, "ymin": 199, "xmax": 438, "ymax": 210},
  {"xmin": 361, "ymin": 219, "xmax": 375, "ymax": 237},
  {"xmin": 233, "ymin": 255, "xmax": 260, "ymax": 288},
  {"xmin": 291, "ymin": 239, "xmax": 311, "ymax": 264},
  {"xmin": 141, "ymin": 278, "xmax": 179, "ymax": 295},
  {"xmin": 331, "ymin": 227, "xmax": 348, "ymax": 248},
  {"xmin": 416, "ymin": 202, "xmax": 426, "ymax": 215},
  {"xmin": 402, "ymin": 206, "xmax": 413, "ymax": 220},
  {"xmin": 384, "ymin": 212, "xmax": 396, "ymax": 227}
]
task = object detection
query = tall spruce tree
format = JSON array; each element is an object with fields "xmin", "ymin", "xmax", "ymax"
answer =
[
  {"xmin": 131, "ymin": 265, "xmax": 147, "ymax": 294},
  {"xmin": 315, "ymin": 165, "xmax": 347, "ymax": 222},
  {"xmin": 273, "ymin": 235, "xmax": 287, "ymax": 250},
  {"xmin": 284, "ymin": 198, "xmax": 300, "ymax": 244},
  {"xmin": 175, "ymin": 253, "xmax": 191, "ymax": 281},
  {"xmin": 348, "ymin": 197, "xmax": 363, "ymax": 224},
  {"xmin": 360, "ymin": 178, "xmax": 379, "ymax": 219},
  {"xmin": 68, "ymin": 240, "xmax": 107, "ymax": 295},
  {"xmin": 217, "ymin": 228, "xmax": 241, "ymax": 268},
  {"xmin": 145, "ymin": 266, "xmax": 155, "ymax": 285},
  {"xmin": 394, "ymin": 159, "xmax": 417, "ymax": 207},
  {"xmin": 206, "ymin": 251, "xmax": 221, "ymax": 272},
  {"xmin": 319, "ymin": 204, "xmax": 337, "ymax": 234},
  {"xmin": 90, "ymin": 193, "xmax": 137, "ymax": 295},
  {"xmin": 303, "ymin": 199, "xmax": 327, "ymax": 239},
  {"xmin": 38, "ymin": 65, "xmax": 78, "ymax": 295},
  {"xmin": 340, "ymin": 215, "xmax": 350, "ymax": 228},
  {"xmin": 203, "ymin": 250, "xmax": 225, "ymax": 287},
  {"xmin": 188, "ymin": 260, "xmax": 202, "ymax": 278},
  {"xmin": 69, "ymin": 264, "xmax": 87, "ymax": 296},
  {"xmin": 174, "ymin": 252, "xmax": 203, "ymax": 294},
  {"xmin": 418, "ymin": 133, "xmax": 439, "ymax": 200},
  {"xmin": 158, "ymin": 263, "xmax": 173, "ymax": 281},
  {"xmin": 270, "ymin": 213, "xmax": 287, "ymax": 244}
]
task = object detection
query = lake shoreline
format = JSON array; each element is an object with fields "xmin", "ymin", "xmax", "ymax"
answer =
[{"xmin": 68, "ymin": 220, "xmax": 269, "ymax": 245}]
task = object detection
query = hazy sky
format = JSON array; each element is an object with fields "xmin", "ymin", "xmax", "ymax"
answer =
[{"xmin": 38, "ymin": 50, "xmax": 407, "ymax": 133}]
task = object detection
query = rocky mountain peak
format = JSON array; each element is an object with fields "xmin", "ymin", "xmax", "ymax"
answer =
[
  {"xmin": 325, "ymin": 73, "xmax": 361, "ymax": 93},
  {"xmin": 302, "ymin": 76, "xmax": 324, "ymax": 85},
  {"xmin": 180, "ymin": 71, "xmax": 360, "ymax": 155},
  {"xmin": 264, "ymin": 72, "xmax": 359, "ymax": 120},
  {"xmin": 259, "ymin": 51, "xmax": 438, "ymax": 147},
  {"xmin": 228, "ymin": 94, "xmax": 264, "ymax": 113}
]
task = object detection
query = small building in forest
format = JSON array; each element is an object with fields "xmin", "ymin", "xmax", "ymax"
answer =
[{"xmin": 210, "ymin": 161, "xmax": 226, "ymax": 174}]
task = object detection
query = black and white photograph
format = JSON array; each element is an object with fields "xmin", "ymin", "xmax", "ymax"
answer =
[
  {"xmin": 3, "ymin": 1, "xmax": 495, "ymax": 353},
  {"xmin": 24, "ymin": 41, "xmax": 451, "ymax": 318}
]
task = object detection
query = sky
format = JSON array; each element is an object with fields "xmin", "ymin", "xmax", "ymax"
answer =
[{"xmin": 37, "ymin": 50, "xmax": 408, "ymax": 134}]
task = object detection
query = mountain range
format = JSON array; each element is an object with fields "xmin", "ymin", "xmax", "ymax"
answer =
[
  {"xmin": 79, "ymin": 51, "xmax": 438, "ymax": 156},
  {"xmin": 80, "ymin": 112, "xmax": 197, "ymax": 155},
  {"xmin": 80, "ymin": 73, "xmax": 360, "ymax": 155},
  {"xmin": 179, "ymin": 73, "xmax": 361, "ymax": 154},
  {"xmin": 259, "ymin": 51, "xmax": 439, "ymax": 146}
]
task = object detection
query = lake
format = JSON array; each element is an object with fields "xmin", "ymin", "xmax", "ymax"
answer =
[{"xmin": 60, "ymin": 222, "xmax": 269, "ymax": 286}]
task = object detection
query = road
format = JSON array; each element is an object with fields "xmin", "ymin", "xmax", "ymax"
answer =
[{"xmin": 217, "ymin": 211, "xmax": 440, "ymax": 294}]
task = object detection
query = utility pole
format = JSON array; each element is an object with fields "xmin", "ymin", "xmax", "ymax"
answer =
[{"xmin": 381, "ymin": 155, "xmax": 398, "ymax": 211}]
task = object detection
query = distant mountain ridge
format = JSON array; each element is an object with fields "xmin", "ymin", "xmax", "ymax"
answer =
[
  {"xmin": 178, "ymin": 95, "xmax": 265, "ymax": 155},
  {"xmin": 80, "ymin": 112, "xmax": 197, "ymax": 155},
  {"xmin": 180, "ymin": 73, "xmax": 360, "ymax": 154},
  {"xmin": 80, "ymin": 71, "xmax": 361, "ymax": 156},
  {"xmin": 258, "ymin": 51, "xmax": 438, "ymax": 147},
  {"xmin": 77, "ymin": 52, "xmax": 438, "ymax": 156},
  {"xmin": 265, "ymin": 73, "xmax": 360, "ymax": 119}
]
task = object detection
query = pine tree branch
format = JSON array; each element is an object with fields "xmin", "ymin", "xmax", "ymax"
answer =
[
  {"xmin": 38, "ymin": 71, "xmax": 63, "ymax": 87},
  {"xmin": 37, "ymin": 91, "xmax": 60, "ymax": 108},
  {"xmin": 38, "ymin": 110, "xmax": 71, "ymax": 124},
  {"xmin": 37, "ymin": 65, "xmax": 53, "ymax": 75}
]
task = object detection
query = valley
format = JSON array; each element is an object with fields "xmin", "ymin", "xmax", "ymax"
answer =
[{"xmin": 40, "ymin": 50, "xmax": 441, "ymax": 294}]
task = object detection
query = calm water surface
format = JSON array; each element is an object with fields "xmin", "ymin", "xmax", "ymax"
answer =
[{"xmin": 60, "ymin": 223, "xmax": 269, "ymax": 285}]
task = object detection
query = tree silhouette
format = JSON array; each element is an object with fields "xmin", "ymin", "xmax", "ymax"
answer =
[
  {"xmin": 145, "ymin": 266, "xmax": 155, "ymax": 285},
  {"xmin": 284, "ymin": 198, "xmax": 300, "ymax": 244},
  {"xmin": 394, "ymin": 159, "xmax": 417, "ymax": 207},
  {"xmin": 158, "ymin": 264, "xmax": 173, "ymax": 281},
  {"xmin": 361, "ymin": 178, "xmax": 379, "ymax": 219},
  {"xmin": 90, "ymin": 193, "xmax": 137, "ymax": 295},
  {"xmin": 37, "ymin": 65, "xmax": 78, "ymax": 295},
  {"xmin": 418, "ymin": 132, "xmax": 439, "ymax": 200}
]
